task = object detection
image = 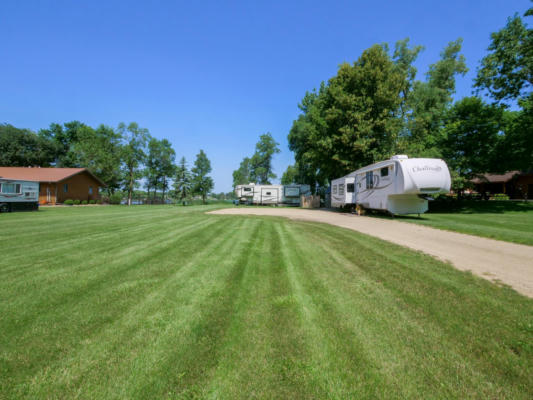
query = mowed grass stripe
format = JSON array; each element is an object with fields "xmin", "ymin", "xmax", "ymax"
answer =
[
  {"xmin": 286, "ymin": 220, "xmax": 532, "ymax": 398},
  {"xmin": 1, "ymin": 206, "xmax": 532, "ymax": 399},
  {"xmin": 203, "ymin": 218, "xmax": 321, "ymax": 399},
  {"xmin": 20, "ymin": 217, "xmax": 249, "ymax": 399}
]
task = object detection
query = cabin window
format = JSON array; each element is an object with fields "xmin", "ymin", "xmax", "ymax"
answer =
[
  {"xmin": 332, "ymin": 185, "xmax": 337, "ymax": 194},
  {"xmin": 89, "ymin": 186, "xmax": 93, "ymax": 195},
  {"xmin": 380, "ymin": 167, "xmax": 389, "ymax": 177},
  {"xmin": 339, "ymin": 185, "xmax": 345, "ymax": 195},
  {"xmin": 347, "ymin": 183, "xmax": 354, "ymax": 193},
  {"xmin": 243, "ymin": 187, "xmax": 252, "ymax": 192},
  {"xmin": 366, "ymin": 171, "xmax": 374, "ymax": 189},
  {"xmin": 63, "ymin": 184, "xmax": 68, "ymax": 193},
  {"xmin": 1, "ymin": 183, "xmax": 21, "ymax": 194}
]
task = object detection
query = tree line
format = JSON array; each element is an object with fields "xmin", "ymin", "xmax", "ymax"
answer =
[
  {"xmin": 0, "ymin": 121, "xmax": 214, "ymax": 204},
  {"xmin": 284, "ymin": 6, "xmax": 532, "ymax": 193}
]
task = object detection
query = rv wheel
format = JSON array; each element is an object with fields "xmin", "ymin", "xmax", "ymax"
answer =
[{"xmin": 0, "ymin": 203, "xmax": 9, "ymax": 213}]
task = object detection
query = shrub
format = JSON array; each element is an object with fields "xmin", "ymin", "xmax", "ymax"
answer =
[
  {"xmin": 81, "ymin": 200, "xmax": 88, "ymax": 205},
  {"xmin": 64, "ymin": 199, "xmax": 74, "ymax": 205},
  {"xmin": 491, "ymin": 193, "xmax": 509, "ymax": 201},
  {"xmin": 89, "ymin": 200, "xmax": 96, "ymax": 204},
  {"xmin": 109, "ymin": 193, "xmax": 123, "ymax": 205},
  {"xmin": 96, "ymin": 199, "xmax": 102, "ymax": 204},
  {"xmin": 73, "ymin": 199, "xmax": 81, "ymax": 205}
]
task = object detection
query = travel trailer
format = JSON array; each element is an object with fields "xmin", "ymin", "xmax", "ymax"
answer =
[
  {"xmin": 331, "ymin": 155, "xmax": 451, "ymax": 215},
  {"xmin": 234, "ymin": 183, "xmax": 311, "ymax": 206},
  {"xmin": 0, "ymin": 179, "xmax": 39, "ymax": 212}
]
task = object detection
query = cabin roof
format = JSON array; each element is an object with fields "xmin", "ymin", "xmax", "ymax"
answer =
[
  {"xmin": 471, "ymin": 171, "xmax": 521, "ymax": 184},
  {"xmin": 0, "ymin": 167, "xmax": 106, "ymax": 186}
]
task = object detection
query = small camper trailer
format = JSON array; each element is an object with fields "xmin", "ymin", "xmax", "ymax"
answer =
[
  {"xmin": 331, "ymin": 155, "xmax": 451, "ymax": 215},
  {"xmin": 0, "ymin": 179, "xmax": 39, "ymax": 212},
  {"xmin": 234, "ymin": 183, "xmax": 311, "ymax": 206}
]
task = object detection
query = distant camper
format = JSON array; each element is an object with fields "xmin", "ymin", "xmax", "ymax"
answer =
[
  {"xmin": 331, "ymin": 155, "xmax": 451, "ymax": 215},
  {"xmin": 0, "ymin": 179, "xmax": 39, "ymax": 212},
  {"xmin": 235, "ymin": 183, "xmax": 311, "ymax": 206}
]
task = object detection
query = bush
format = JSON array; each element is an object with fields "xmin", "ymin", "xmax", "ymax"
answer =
[
  {"xmin": 491, "ymin": 193, "xmax": 509, "ymax": 201},
  {"xmin": 96, "ymin": 199, "xmax": 102, "ymax": 204},
  {"xmin": 109, "ymin": 193, "xmax": 123, "ymax": 205},
  {"xmin": 89, "ymin": 199, "xmax": 96, "ymax": 204},
  {"xmin": 64, "ymin": 199, "xmax": 74, "ymax": 205},
  {"xmin": 81, "ymin": 200, "xmax": 88, "ymax": 205},
  {"xmin": 73, "ymin": 199, "xmax": 81, "ymax": 205}
]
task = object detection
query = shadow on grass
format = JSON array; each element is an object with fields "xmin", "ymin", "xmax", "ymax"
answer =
[{"xmin": 428, "ymin": 200, "xmax": 533, "ymax": 214}]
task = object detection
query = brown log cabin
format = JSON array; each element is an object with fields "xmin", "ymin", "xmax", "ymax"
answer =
[
  {"xmin": 472, "ymin": 171, "xmax": 533, "ymax": 199},
  {"xmin": 0, "ymin": 167, "xmax": 105, "ymax": 205}
]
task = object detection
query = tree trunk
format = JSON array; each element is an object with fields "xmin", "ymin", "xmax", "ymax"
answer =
[
  {"xmin": 162, "ymin": 176, "xmax": 166, "ymax": 203},
  {"xmin": 128, "ymin": 169, "xmax": 133, "ymax": 206}
]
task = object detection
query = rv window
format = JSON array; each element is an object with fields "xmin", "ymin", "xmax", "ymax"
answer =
[
  {"xmin": 243, "ymin": 187, "xmax": 252, "ymax": 192},
  {"xmin": 366, "ymin": 172, "xmax": 374, "ymax": 189},
  {"xmin": 380, "ymin": 167, "xmax": 388, "ymax": 177},
  {"xmin": 347, "ymin": 183, "xmax": 354, "ymax": 192},
  {"xmin": 339, "ymin": 185, "xmax": 345, "ymax": 195},
  {"xmin": 266, "ymin": 192, "xmax": 271, "ymax": 195},
  {"xmin": 332, "ymin": 185, "xmax": 337, "ymax": 194},
  {"xmin": 1, "ymin": 183, "xmax": 22, "ymax": 194}
]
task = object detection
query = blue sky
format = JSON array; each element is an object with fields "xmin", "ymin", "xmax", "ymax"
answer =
[{"xmin": 1, "ymin": 0, "xmax": 530, "ymax": 192}]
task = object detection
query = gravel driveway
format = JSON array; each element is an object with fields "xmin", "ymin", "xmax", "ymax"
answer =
[{"xmin": 209, "ymin": 207, "xmax": 533, "ymax": 297}]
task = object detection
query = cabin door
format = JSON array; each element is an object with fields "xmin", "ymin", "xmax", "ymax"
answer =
[{"xmin": 39, "ymin": 184, "xmax": 52, "ymax": 204}]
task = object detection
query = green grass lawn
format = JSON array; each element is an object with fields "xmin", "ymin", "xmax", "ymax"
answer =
[
  {"xmin": 390, "ymin": 200, "xmax": 533, "ymax": 246},
  {"xmin": 1, "ymin": 205, "xmax": 532, "ymax": 399}
]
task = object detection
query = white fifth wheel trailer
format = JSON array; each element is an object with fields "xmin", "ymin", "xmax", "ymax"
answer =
[
  {"xmin": 0, "ymin": 179, "xmax": 39, "ymax": 212},
  {"xmin": 234, "ymin": 184, "xmax": 311, "ymax": 206},
  {"xmin": 331, "ymin": 155, "xmax": 451, "ymax": 215}
]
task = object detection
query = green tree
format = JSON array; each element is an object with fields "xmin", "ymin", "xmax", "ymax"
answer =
[
  {"xmin": 159, "ymin": 139, "xmax": 176, "ymax": 202},
  {"xmin": 289, "ymin": 44, "xmax": 406, "ymax": 183},
  {"xmin": 475, "ymin": 12, "xmax": 531, "ymax": 103},
  {"xmin": 250, "ymin": 133, "xmax": 280, "ymax": 184},
  {"xmin": 38, "ymin": 121, "xmax": 88, "ymax": 167},
  {"xmin": 173, "ymin": 156, "xmax": 192, "ymax": 203},
  {"xmin": 145, "ymin": 138, "xmax": 163, "ymax": 200},
  {"xmin": 441, "ymin": 97, "xmax": 508, "ymax": 193},
  {"xmin": 72, "ymin": 124, "xmax": 123, "ymax": 195},
  {"xmin": 0, "ymin": 124, "xmax": 56, "ymax": 166},
  {"xmin": 404, "ymin": 39, "xmax": 468, "ymax": 157},
  {"xmin": 191, "ymin": 150, "xmax": 214, "ymax": 204},
  {"xmin": 118, "ymin": 122, "xmax": 149, "ymax": 206},
  {"xmin": 232, "ymin": 157, "xmax": 252, "ymax": 187},
  {"xmin": 281, "ymin": 164, "xmax": 299, "ymax": 184},
  {"xmin": 474, "ymin": 8, "xmax": 532, "ymax": 171}
]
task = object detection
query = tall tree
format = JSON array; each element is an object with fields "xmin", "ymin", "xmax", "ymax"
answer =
[
  {"xmin": 118, "ymin": 122, "xmax": 149, "ymax": 206},
  {"xmin": 144, "ymin": 138, "xmax": 165, "ymax": 201},
  {"xmin": 159, "ymin": 139, "xmax": 176, "ymax": 202},
  {"xmin": 441, "ymin": 97, "xmax": 508, "ymax": 193},
  {"xmin": 289, "ymin": 44, "xmax": 406, "ymax": 184},
  {"xmin": 249, "ymin": 133, "xmax": 280, "ymax": 184},
  {"xmin": 281, "ymin": 164, "xmax": 299, "ymax": 185},
  {"xmin": 475, "ymin": 13, "xmax": 532, "ymax": 103},
  {"xmin": 474, "ymin": 8, "xmax": 533, "ymax": 171},
  {"xmin": 232, "ymin": 157, "xmax": 252, "ymax": 187},
  {"xmin": 173, "ymin": 156, "xmax": 192, "ymax": 203},
  {"xmin": 0, "ymin": 124, "xmax": 56, "ymax": 167},
  {"xmin": 191, "ymin": 150, "xmax": 214, "ymax": 204},
  {"xmin": 72, "ymin": 124, "xmax": 123, "ymax": 195},
  {"xmin": 38, "ymin": 121, "xmax": 88, "ymax": 167},
  {"xmin": 404, "ymin": 39, "xmax": 468, "ymax": 157}
]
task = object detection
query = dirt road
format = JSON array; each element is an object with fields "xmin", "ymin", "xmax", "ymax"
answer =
[{"xmin": 209, "ymin": 208, "xmax": 533, "ymax": 297}]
